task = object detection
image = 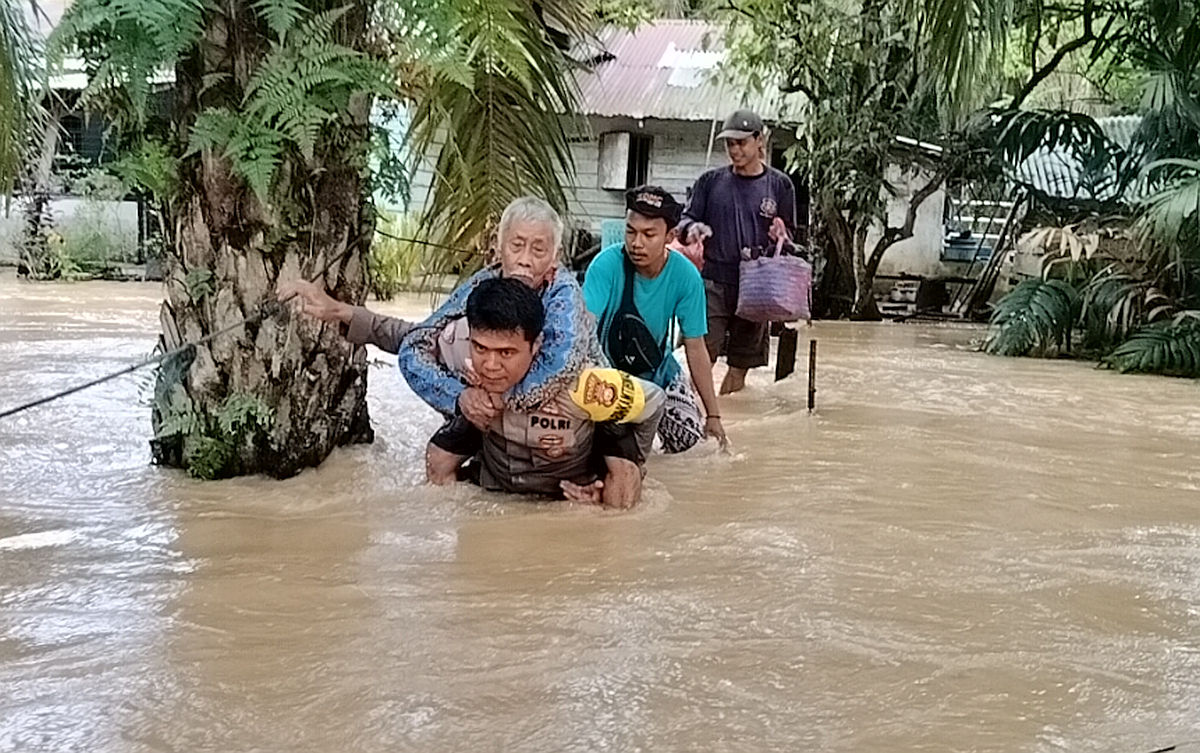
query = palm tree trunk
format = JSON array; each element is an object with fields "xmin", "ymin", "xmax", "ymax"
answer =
[
  {"xmin": 150, "ymin": 0, "xmax": 375, "ymax": 479},
  {"xmin": 18, "ymin": 102, "xmax": 61, "ymax": 278}
]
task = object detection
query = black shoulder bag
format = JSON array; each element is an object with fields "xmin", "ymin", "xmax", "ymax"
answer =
[{"xmin": 604, "ymin": 252, "xmax": 668, "ymax": 380}]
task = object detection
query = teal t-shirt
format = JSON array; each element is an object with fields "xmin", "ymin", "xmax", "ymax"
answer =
[{"xmin": 582, "ymin": 243, "xmax": 708, "ymax": 386}]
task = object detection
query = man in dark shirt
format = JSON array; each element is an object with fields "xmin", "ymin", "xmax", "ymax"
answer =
[{"xmin": 678, "ymin": 109, "xmax": 798, "ymax": 394}]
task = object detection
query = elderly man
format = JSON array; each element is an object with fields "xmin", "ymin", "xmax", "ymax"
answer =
[
  {"xmin": 281, "ymin": 196, "xmax": 602, "ymax": 418},
  {"xmin": 678, "ymin": 109, "xmax": 798, "ymax": 395},
  {"xmin": 399, "ymin": 196, "xmax": 604, "ymax": 426},
  {"xmin": 426, "ymin": 277, "xmax": 664, "ymax": 508},
  {"xmin": 583, "ymin": 185, "xmax": 726, "ymax": 453}
]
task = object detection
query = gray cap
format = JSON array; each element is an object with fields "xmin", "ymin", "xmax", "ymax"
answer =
[{"xmin": 716, "ymin": 109, "xmax": 764, "ymax": 139}]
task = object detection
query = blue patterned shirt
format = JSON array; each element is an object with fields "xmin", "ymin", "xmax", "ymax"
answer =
[{"xmin": 397, "ymin": 264, "xmax": 606, "ymax": 416}]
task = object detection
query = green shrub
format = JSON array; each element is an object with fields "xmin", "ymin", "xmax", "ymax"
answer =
[{"xmin": 368, "ymin": 211, "xmax": 426, "ymax": 300}]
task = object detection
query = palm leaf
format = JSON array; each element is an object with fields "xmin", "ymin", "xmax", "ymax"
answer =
[
  {"xmin": 0, "ymin": 0, "xmax": 44, "ymax": 196},
  {"xmin": 1079, "ymin": 267, "xmax": 1156, "ymax": 351},
  {"xmin": 404, "ymin": 0, "xmax": 589, "ymax": 275},
  {"xmin": 1104, "ymin": 311, "xmax": 1200, "ymax": 377},
  {"xmin": 984, "ymin": 278, "xmax": 1079, "ymax": 357},
  {"xmin": 916, "ymin": 0, "xmax": 1012, "ymax": 118},
  {"xmin": 1136, "ymin": 158, "xmax": 1200, "ymax": 252}
]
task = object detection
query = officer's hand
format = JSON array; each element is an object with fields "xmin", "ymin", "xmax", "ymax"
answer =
[
  {"xmin": 561, "ymin": 478, "xmax": 604, "ymax": 505},
  {"xmin": 458, "ymin": 387, "xmax": 501, "ymax": 430}
]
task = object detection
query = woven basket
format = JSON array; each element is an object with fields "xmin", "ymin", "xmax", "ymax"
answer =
[{"xmin": 736, "ymin": 251, "xmax": 812, "ymax": 323}]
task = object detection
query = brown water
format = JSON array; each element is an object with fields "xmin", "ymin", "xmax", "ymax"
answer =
[{"xmin": 2, "ymin": 270, "xmax": 1200, "ymax": 753}]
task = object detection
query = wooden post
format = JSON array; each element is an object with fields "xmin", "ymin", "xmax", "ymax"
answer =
[
  {"xmin": 807, "ymin": 339, "xmax": 817, "ymax": 412},
  {"xmin": 775, "ymin": 326, "xmax": 799, "ymax": 381}
]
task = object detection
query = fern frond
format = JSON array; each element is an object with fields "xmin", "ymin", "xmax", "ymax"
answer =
[
  {"xmin": 55, "ymin": 0, "xmax": 205, "ymax": 122},
  {"xmin": 252, "ymin": 0, "xmax": 305, "ymax": 41}
]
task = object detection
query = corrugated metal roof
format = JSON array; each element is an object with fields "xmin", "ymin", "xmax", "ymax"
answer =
[
  {"xmin": 574, "ymin": 20, "xmax": 804, "ymax": 123},
  {"xmin": 1015, "ymin": 115, "xmax": 1145, "ymax": 201}
]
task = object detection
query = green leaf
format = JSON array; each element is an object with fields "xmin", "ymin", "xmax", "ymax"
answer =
[
  {"xmin": 252, "ymin": 0, "xmax": 305, "ymax": 40},
  {"xmin": 984, "ymin": 278, "xmax": 1079, "ymax": 357},
  {"xmin": 1104, "ymin": 312, "xmax": 1200, "ymax": 377}
]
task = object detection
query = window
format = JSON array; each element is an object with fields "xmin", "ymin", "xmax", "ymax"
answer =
[
  {"xmin": 598, "ymin": 132, "xmax": 652, "ymax": 190},
  {"xmin": 626, "ymin": 134, "xmax": 650, "ymax": 187},
  {"xmin": 60, "ymin": 114, "xmax": 85, "ymax": 157}
]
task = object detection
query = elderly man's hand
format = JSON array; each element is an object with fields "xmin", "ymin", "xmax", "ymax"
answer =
[
  {"xmin": 458, "ymin": 387, "xmax": 502, "ymax": 430},
  {"xmin": 681, "ymin": 221, "xmax": 713, "ymax": 245},
  {"xmin": 277, "ymin": 280, "xmax": 353, "ymax": 325}
]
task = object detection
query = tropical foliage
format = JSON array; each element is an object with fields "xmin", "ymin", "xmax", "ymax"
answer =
[
  {"xmin": 1104, "ymin": 312, "xmax": 1200, "ymax": 377},
  {"xmin": 981, "ymin": 0, "xmax": 1200, "ymax": 380},
  {"xmin": 0, "ymin": 0, "xmax": 42, "ymax": 197},
  {"xmin": 403, "ymin": 0, "xmax": 589, "ymax": 270},
  {"xmin": 983, "ymin": 277, "xmax": 1079, "ymax": 356},
  {"xmin": 368, "ymin": 211, "xmax": 426, "ymax": 300}
]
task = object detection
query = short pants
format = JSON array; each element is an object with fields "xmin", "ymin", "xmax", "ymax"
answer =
[{"xmin": 703, "ymin": 278, "xmax": 769, "ymax": 370}]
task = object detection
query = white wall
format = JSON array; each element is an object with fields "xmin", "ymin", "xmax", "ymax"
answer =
[
  {"xmin": 868, "ymin": 164, "xmax": 947, "ymax": 279},
  {"xmin": 564, "ymin": 117, "xmax": 723, "ymax": 232},
  {"xmin": 0, "ymin": 196, "xmax": 140, "ymax": 264}
]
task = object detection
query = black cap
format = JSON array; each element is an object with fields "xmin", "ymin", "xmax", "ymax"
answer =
[
  {"xmin": 716, "ymin": 109, "xmax": 764, "ymax": 140},
  {"xmin": 625, "ymin": 185, "xmax": 683, "ymax": 226}
]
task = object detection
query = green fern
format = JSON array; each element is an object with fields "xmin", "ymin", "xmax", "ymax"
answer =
[
  {"xmin": 112, "ymin": 139, "xmax": 180, "ymax": 205},
  {"xmin": 984, "ymin": 278, "xmax": 1080, "ymax": 357},
  {"xmin": 155, "ymin": 392, "xmax": 202, "ymax": 438},
  {"xmin": 1103, "ymin": 312, "xmax": 1200, "ymax": 377},
  {"xmin": 184, "ymin": 435, "xmax": 235, "ymax": 480},
  {"xmin": 159, "ymin": 391, "xmax": 275, "ymax": 478},
  {"xmin": 54, "ymin": 0, "xmax": 205, "ymax": 122},
  {"xmin": 216, "ymin": 393, "xmax": 274, "ymax": 437},
  {"xmin": 185, "ymin": 7, "xmax": 388, "ymax": 200},
  {"xmin": 183, "ymin": 267, "xmax": 215, "ymax": 300},
  {"xmin": 252, "ymin": 0, "xmax": 305, "ymax": 40}
]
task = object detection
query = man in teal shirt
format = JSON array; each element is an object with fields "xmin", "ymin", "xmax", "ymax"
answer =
[{"xmin": 583, "ymin": 186, "xmax": 726, "ymax": 453}]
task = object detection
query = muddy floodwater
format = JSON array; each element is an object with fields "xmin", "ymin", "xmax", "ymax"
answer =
[{"xmin": 2, "ymin": 270, "xmax": 1200, "ymax": 752}]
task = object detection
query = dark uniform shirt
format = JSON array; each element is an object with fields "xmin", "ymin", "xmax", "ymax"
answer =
[{"xmin": 682, "ymin": 165, "xmax": 798, "ymax": 287}]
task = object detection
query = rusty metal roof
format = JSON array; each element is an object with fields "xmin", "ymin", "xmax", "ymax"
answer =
[{"xmin": 574, "ymin": 20, "xmax": 804, "ymax": 124}]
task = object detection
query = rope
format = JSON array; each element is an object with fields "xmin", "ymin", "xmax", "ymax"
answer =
[{"xmin": 0, "ymin": 246, "xmax": 357, "ymax": 421}]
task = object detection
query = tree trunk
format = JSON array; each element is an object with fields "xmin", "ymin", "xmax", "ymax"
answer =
[
  {"xmin": 850, "ymin": 224, "xmax": 882, "ymax": 321},
  {"xmin": 150, "ymin": 0, "xmax": 375, "ymax": 479},
  {"xmin": 18, "ymin": 104, "xmax": 63, "ymax": 279},
  {"xmin": 813, "ymin": 206, "xmax": 855, "ymax": 319}
]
